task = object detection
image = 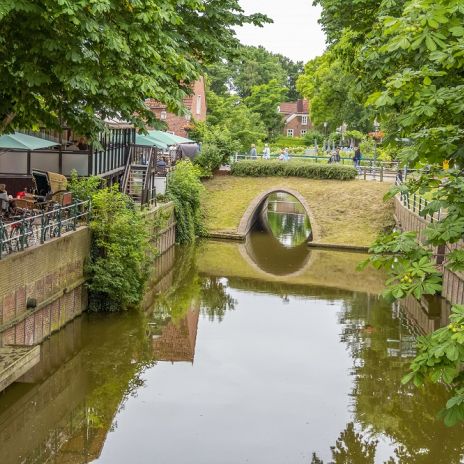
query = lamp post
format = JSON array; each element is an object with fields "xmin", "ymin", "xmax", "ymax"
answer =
[
  {"xmin": 373, "ymin": 118, "xmax": 380, "ymax": 178},
  {"xmin": 323, "ymin": 121, "xmax": 328, "ymax": 152},
  {"xmin": 341, "ymin": 122, "xmax": 348, "ymax": 145}
]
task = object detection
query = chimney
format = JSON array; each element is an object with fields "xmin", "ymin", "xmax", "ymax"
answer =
[{"xmin": 297, "ymin": 99, "xmax": 304, "ymax": 113}]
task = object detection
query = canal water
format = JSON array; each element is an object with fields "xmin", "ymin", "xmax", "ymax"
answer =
[{"xmin": 1, "ymin": 194, "xmax": 464, "ymax": 463}]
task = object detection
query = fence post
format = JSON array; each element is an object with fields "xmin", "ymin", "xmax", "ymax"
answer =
[
  {"xmin": 363, "ymin": 167, "xmax": 367, "ymax": 180},
  {"xmin": 57, "ymin": 207, "xmax": 62, "ymax": 237},
  {"xmin": 40, "ymin": 211, "xmax": 46, "ymax": 244},
  {"xmin": 413, "ymin": 194, "xmax": 416, "ymax": 212},
  {"xmin": 0, "ymin": 219, "xmax": 3, "ymax": 259},
  {"xmin": 73, "ymin": 202, "xmax": 78, "ymax": 231},
  {"xmin": 380, "ymin": 166, "xmax": 384, "ymax": 182}
]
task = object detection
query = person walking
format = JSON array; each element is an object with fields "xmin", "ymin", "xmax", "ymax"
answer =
[
  {"xmin": 283, "ymin": 147, "xmax": 290, "ymax": 161},
  {"xmin": 353, "ymin": 147, "xmax": 362, "ymax": 172},
  {"xmin": 249, "ymin": 144, "xmax": 257, "ymax": 159},
  {"xmin": 262, "ymin": 144, "xmax": 271, "ymax": 160}
]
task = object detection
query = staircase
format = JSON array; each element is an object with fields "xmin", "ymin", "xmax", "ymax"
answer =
[{"xmin": 122, "ymin": 145, "xmax": 157, "ymax": 206}]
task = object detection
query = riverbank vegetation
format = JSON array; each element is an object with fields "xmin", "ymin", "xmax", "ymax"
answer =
[
  {"xmin": 201, "ymin": 176, "xmax": 393, "ymax": 247},
  {"xmin": 231, "ymin": 160, "xmax": 357, "ymax": 180},
  {"xmin": 166, "ymin": 160, "xmax": 204, "ymax": 244},
  {"xmin": 308, "ymin": 0, "xmax": 464, "ymax": 424}
]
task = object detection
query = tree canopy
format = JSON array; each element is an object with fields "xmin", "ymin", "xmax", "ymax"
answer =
[
  {"xmin": 0, "ymin": 0, "xmax": 269, "ymax": 137},
  {"xmin": 207, "ymin": 45, "xmax": 303, "ymax": 100}
]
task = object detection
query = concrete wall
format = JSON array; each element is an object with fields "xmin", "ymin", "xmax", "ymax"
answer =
[{"xmin": 0, "ymin": 228, "xmax": 90, "ymax": 348}]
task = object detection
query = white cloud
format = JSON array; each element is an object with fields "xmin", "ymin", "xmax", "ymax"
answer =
[{"xmin": 236, "ymin": 0, "xmax": 327, "ymax": 63}]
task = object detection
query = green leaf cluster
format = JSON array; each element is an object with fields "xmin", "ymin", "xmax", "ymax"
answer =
[
  {"xmin": 0, "ymin": 0, "xmax": 268, "ymax": 138},
  {"xmin": 86, "ymin": 185, "xmax": 150, "ymax": 311},
  {"xmin": 166, "ymin": 160, "xmax": 204, "ymax": 243},
  {"xmin": 402, "ymin": 305, "xmax": 464, "ymax": 426}
]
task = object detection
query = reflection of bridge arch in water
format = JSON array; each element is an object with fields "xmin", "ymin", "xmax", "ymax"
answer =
[{"xmin": 238, "ymin": 187, "xmax": 321, "ymax": 240}]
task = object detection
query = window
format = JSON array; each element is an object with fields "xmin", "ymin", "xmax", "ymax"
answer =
[
  {"xmin": 287, "ymin": 129, "xmax": 294, "ymax": 137},
  {"xmin": 301, "ymin": 129, "xmax": 307, "ymax": 136},
  {"xmin": 196, "ymin": 95, "xmax": 202, "ymax": 115},
  {"xmin": 302, "ymin": 115, "xmax": 308, "ymax": 125},
  {"xmin": 160, "ymin": 110, "xmax": 167, "ymax": 120}
]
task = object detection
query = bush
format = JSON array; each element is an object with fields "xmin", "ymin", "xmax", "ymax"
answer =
[
  {"xmin": 230, "ymin": 160, "xmax": 358, "ymax": 180},
  {"xmin": 167, "ymin": 160, "xmax": 205, "ymax": 243},
  {"xmin": 86, "ymin": 186, "xmax": 150, "ymax": 311}
]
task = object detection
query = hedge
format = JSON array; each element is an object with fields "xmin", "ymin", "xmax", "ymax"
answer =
[{"xmin": 230, "ymin": 160, "xmax": 358, "ymax": 180}]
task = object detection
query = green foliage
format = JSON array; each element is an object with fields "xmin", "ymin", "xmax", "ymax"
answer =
[
  {"xmin": 201, "ymin": 91, "xmax": 266, "ymax": 151},
  {"xmin": 0, "ymin": 1, "xmax": 268, "ymax": 137},
  {"xmin": 167, "ymin": 160, "xmax": 204, "ymax": 243},
  {"xmin": 207, "ymin": 45, "xmax": 303, "ymax": 100},
  {"xmin": 244, "ymin": 79, "xmax": 286, "ymax": 140},
  {"xmin": 87, "ymin": 186, "xmax": 150, "ymax": 311},
  {"xmin": 360, "ymin": 231, "xmax": 442, "ymax": 301},
  {"xmin": 273, "ymin": 136, "xmax": 308, "ymax": 149},
  {"xmin": 231, "ymin": 160, "xmax": 357, "ymax": 180},
  {"xmin": 303, "ymin": 131, "xmax": 325, "ymax": 146},
  {"xmin": 68, "ymin": 170, "xmax": 102, "ymax": 201},
  {"xmin": 191, "ymin": 123, "xmax": 239, "ymax": 175},
  {"xmin": 296, "ymin": 51, "xmax": 372, "ymax": 133},
  {"xmin": 402, "ymin": 305, "xmax": 464, "ymax": 426}
]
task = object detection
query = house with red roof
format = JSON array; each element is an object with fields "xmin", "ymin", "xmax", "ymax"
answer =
[
  {"xmin": 279, "ymin": 99, "xmax": 311, "ymax": 138},
  {"xmin": 145, "ymin": 77, "xmax": 207, "ymax": 138}
]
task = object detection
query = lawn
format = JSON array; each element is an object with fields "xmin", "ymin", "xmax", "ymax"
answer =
[{"xmin": 201, "ymin": 176, "xmax": 394, "ymax": 247}]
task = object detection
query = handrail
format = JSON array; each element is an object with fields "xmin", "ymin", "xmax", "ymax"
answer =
[
  {"xmin": 121, "ymin": 146, "xmax": 134, "ymax": 193},
  {"xmin": 0, "ymin": 200, "xmax": 90, "ymax": 259},
  {"xmin": 395, "ymin": 177, "xmax": 445, "ymax": 223},
  {"xmin": 142, "ymin": 147, "xmax": 156, "ymax": 205}
]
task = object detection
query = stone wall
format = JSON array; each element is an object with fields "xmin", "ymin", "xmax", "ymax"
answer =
[{"xmin": 0, "ymin": 228, "xmax": 90, "ymax": 348}]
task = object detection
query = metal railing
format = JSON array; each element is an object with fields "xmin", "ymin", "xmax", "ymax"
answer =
[
  {"xmin": 232, "ymin": 153, "xmax": 399, "ymax": 169},
  {"xmin": 395, "ymin": 176, "xmax": 444, "ymax": 223},
  {"xmin": 0, "ymin": 200, "xmax": 91, "ymax": 259}
]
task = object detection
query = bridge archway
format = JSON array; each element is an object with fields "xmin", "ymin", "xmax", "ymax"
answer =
[{"xmin": 237, "ymin": 187, "xmax": 321, "ymax": 241}]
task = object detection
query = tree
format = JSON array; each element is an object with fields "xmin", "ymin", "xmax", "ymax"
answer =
[
  {"xmin": 297, "ymin": 52, "xmax": 372, "ymax": 133},
  {"xmin": 199, "ymin": 90, "xmax": 267, "ymax": 151},
  {"xmin": 207, "ymin": 45, "xmax": 302, "ymax": 100},
  {"xmin": 0, "ymin": 0, "xmax": 269, "ymax": 138},
  {"xmin": 244, "ymin": 79, "xmax": 286, "ymax": 140}
]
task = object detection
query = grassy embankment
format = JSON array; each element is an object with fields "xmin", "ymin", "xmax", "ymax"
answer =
[{"xmin": 201, "ymin": 176, "xmax": 394, "ymax": 247}]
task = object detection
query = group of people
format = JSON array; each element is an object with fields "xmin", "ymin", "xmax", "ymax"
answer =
[
  {"xmin": 248, "ymin": 143, "xmax": 363, "ymax": 170},
  {"xmin": 249, "ymin": 144, "xmax": 290, "ymax": 161},
  {"xmin": 329, "ymin": 146, "xmax": 362, "ymax": 171}
]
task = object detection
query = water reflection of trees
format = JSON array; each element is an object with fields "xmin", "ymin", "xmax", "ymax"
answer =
[
  {"xmin": 200, "ymin": 277, "xmax": 236, "ymax": 322},
  {"xmin": 152, "ymin": 245, "xmax": 236, "ymax": 324},
  {"xmin": 311, "ymin": 422, "xmax": 377, "ymax": 463},
  {"xmin": 318, "ymin": 293, "xmax": 464, "ymax": 464}
]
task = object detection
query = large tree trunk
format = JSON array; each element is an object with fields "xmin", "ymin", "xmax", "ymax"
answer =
[{"xmin": 0, "ymin": 113, "xmax": 16, "ymax": 133}]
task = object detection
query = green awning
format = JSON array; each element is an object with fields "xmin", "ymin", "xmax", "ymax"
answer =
[
  {"xmin": 0, "ymin": 132, "xmax": 60, "ymax": 150},
  {"xmin": 135, "ymin": 134, "xmax": 168, "ymax": 150},
  {"xmin": 147, "ymin": 130, "xmax": 194, "ymax": 146}
]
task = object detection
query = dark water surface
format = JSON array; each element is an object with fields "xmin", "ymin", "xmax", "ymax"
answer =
[{"xmin": 1, "ymin": 197, "xmax": 463, "ymax": 463}]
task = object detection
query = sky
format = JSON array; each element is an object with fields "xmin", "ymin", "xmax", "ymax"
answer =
[{"xmin": 236, "ymin": 0, "xmax": 327, "ymax": 63}]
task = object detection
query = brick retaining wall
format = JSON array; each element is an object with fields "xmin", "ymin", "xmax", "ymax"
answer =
[
  {"xmin": 395, "ymin": 196, "xmax": 464, "ymax": 306},
  {"xmin": 0, "ymin": 202, "xmax": 177, "ymax": 350},
  {"xmin": 0, "ymin": 228, "xmax": 90, "ymax": 348}
]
